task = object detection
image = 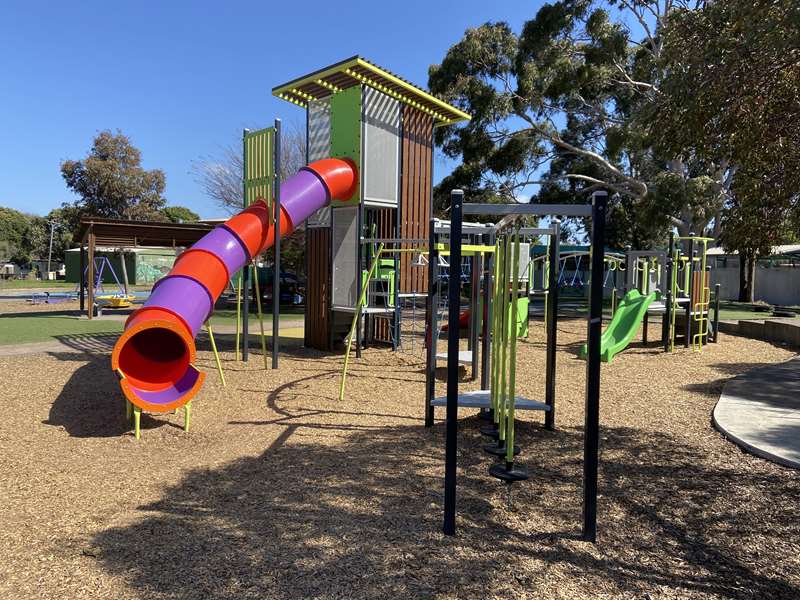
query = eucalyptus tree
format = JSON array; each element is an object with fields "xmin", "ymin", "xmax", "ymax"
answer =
[{"xmin": 429, "ymin": 1, "xmax": 729, "ymax": 246}]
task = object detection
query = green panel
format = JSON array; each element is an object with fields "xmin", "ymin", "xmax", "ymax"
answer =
[
  {"xmin": 329, "ymin": 86, "xmax": 361, "ymax": 206},
  {"xmin": 64, "ymin": 251, "xmax": 138, "ymax": 285},
  {"xmin": 243, "ymin": 127, "xmax": 275, "ymax": 216}
]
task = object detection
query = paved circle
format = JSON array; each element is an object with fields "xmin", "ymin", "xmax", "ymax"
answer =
[{"xmin": 713, "ymin": 357, "xmax": 800, "ymax": 468}]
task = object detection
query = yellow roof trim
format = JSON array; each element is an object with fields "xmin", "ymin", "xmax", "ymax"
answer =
[
  {"xmin": 354, "ymin": 58, "xmax": 471, "ymax": 122},
  {"xmin": 272, "ymin": 56, "xmax": 470, "ymax": 125}
]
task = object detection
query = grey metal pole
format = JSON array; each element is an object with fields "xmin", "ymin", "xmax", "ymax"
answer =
[
  {"xmin": 242, "ymin": 129, "xmax": 250, "ymax": 362},
  {"xmin": 272, "ymin": 119, "xmax": 282, "ymax": 369},
  {"xmin": 47, "ymin": 220, "xmax": 57, "ymax": 276},
  {"xmin": 424, "ymin": 217, "xmax": 437, "ymax": 427},
  {"xmin": 79, "ymin": 238, "xmax": 85, "ymax": 311},
  {"xmin": 583, "ymin": 191, "xmax": 607, "ymax": 543}
]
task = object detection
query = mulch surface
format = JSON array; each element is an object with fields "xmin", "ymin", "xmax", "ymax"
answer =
[{"xmin": 0, "ymin": 317, "xmax": 799, "ymax": 599}]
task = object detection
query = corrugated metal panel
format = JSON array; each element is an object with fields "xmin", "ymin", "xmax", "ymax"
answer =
[
  {"xmin": 243, "ymin": 127, "xmax": 274, "ymax": 216},
  {"xmin": 362, "ymin": 87, "xmax": 400, "ymax": 206},
  {"xmin": 332, "ymin": 206, "xmax": 358, "ymax": 307},
  {"xmin": 307, "ymin": 99, "xmax": 332, "ymax": 228},
  {"xmin": 400, "ymin": 106, "xmax": 433, "ymax": 294},
  {"xmin": 305, "ymin": 228, "xmax": 331, "ymax": 350}
]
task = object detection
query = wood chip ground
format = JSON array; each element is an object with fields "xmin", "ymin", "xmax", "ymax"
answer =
[{"xmin": 0, "ymin": 311, "xmax": 798, "ymax": 599}]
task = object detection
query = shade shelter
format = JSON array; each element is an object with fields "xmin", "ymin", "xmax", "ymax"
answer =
[{"xmin": 77, "ymin": 217, "xmax": 214, "ymax": 318}]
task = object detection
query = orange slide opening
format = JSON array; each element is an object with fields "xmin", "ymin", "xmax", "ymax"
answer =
[{"xmin": 112, "ymin": 308, "xmax": 195, "ymax": 393}]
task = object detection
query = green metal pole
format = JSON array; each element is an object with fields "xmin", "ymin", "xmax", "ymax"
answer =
[
  {"xmin": 205, "ymin": 319, "xmax": 226, "ymax": 387},
  {"xmin": 490, "ymin": 238, "xmax": 503, "ymax": 417},
  {"xmin": 339, "ymin": 244, "xmax": 385, "ymax": 401},
  {"xmin": 506, "ymin": 229, "xmax": 520, "ymax": 463},
  {"xmin": 498, "ymin": 234, "xmax": 511, "ymax": 442}
]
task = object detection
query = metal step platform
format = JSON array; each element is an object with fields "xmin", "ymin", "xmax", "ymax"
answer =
[
  {"xmin": 430, "ymin": 389, "xmax": 549, "ymax": 411},
  {"xmin": 435, "ymin": 350, "xmax": 473, "ymax": 364}
]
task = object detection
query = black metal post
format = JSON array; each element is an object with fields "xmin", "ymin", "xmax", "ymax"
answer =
[
  {"xmin": 663, "ymin": 233, "xmax": 674, "ymax": 352},
  {"xmin": 272, "ymin": 118, "xmax": 281, "ymax": 369},
  {"xmin": 642, "ymin": 311, "xmax": 649, "ymax": 344},
  {"xmin": 583, "ymin": 191, "xmax": 607, "ymax": 543},
  {"xmin": 424, "ymin": 218, "xmax": 437, "ymax": 427},
  {"xmin": 443, "ymin": 190, "xmax": 464, "ymax": 536},
  {"xmin": 713, "ymin": 282, "xmax": 721, "ymax": 343},
  {"xmin": 544, "ymin": 221, "xmax": 560, "ymax": 431},
  {"xmin": 480, "ymin": 231, "xmax": 493, "ymax": 390}
]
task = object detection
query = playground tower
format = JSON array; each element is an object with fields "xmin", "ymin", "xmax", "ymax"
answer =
[{"xmin": 273, "ymin": 56, "xmax": 470, "ymax": 349}]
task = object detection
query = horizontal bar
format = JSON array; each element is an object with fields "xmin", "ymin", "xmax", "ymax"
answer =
[
  {"xmin": 435, "ymin": 243, "xmax": 495, "ymax": 255},
  {"xmin": 463, "ymin": 203, "xmax": 592, "ymax": 217},
  {"xmin": 518, "ymin": 227, "xmax": 556, "ymax": 236},
  {"xmin": 360, "ymin": 238, "xmax": 428, "ymax": 244},
  {"xmin": 434, "ymin": 225, "xmax": 493, "ymax": 234}
]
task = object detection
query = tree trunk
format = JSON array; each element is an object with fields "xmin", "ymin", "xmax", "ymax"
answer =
[{"xmin": 738, "ymin": 251, "xmax": 756, "ymax": 302}]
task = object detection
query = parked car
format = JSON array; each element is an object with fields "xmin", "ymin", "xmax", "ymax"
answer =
[{"xmin": 253, "ymin": 267, "xmax": 305, "ymax": 306}]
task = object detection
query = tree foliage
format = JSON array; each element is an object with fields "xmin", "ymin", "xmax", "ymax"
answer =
[
  {"xmin": 0, "ymin": 207, "xmax": 74, "ymax": 266},
  {"xmin": 161, "ymin": 206, "xmax": 200, "ymax": 223},
  {"xmin": 653, "ymin": 0, "xmax": 800, "ymax": 297},
  {"xmin": 61, "ymin": 130, "xmax": 168, "ymax": 221},
  {"xmin": 428, "ymin": 1, "xmax": 734, "ymax": 247},
  {"xmin": 0, "ymin": 207, "xmax": 35, "ymax": 264}
]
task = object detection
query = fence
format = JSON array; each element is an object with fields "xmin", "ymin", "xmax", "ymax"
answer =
[{"xmin": 710, "ymin": 266, "xmax": 800, "ymax": 305}]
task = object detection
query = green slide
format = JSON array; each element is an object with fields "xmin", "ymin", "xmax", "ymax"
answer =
[{"xmin": 580, "ymin": 290, "xmax": 656, "ymax": 363}]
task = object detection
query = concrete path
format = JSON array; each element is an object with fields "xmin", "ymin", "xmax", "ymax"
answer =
[
  {"xmin": 713, "ymin": 357, "xmax": 800, "ymax": 468},
  {"xmin": 0, "ymin": 325, "xmax": 306, "ymax": 358}
]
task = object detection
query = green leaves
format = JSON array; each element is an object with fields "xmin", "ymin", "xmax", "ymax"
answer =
[
  {"xmin": 161, "ymin": 206, "xmax": 200, "ymax": 223},
  {"xmin": 61, "ymin": 130, "xmax": 168, "ymax": 221}
]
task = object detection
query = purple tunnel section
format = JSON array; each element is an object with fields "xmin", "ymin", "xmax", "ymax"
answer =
[
  {"xmin": 192, "ymin": 226, "xmax": 250, "ymax": 274},
  {"xmin": 137, "ymin": 167, "xmax": 331, "ymax": 348},
  {"xmin": 127, "ymin": 366, "xmax": 203, "ymax": 406},
  {"xmin": 281, "ymin": 167, "xmax": 331, "ymax": 227},
  {"xmin": 146, "ymin": 276, "xmax": 213, "ymax": 337}
]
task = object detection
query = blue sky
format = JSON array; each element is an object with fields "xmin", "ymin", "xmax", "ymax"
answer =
[{"xmin": 0, "ymin": 1, "xmax": 551, "ymax": 218}]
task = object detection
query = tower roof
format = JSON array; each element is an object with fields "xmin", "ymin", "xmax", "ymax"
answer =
[{"xmin": 272, "ymin": 56, "xmax": 471, "ymax": 126}]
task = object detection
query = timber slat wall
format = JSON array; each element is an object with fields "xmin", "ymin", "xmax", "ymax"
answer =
[
  {"xmin": 305, "ymin": 228, "xmax": 331, "ymax": 350},
  {"xmin": 400, "ymin": 106, "xmax": 433, "ymax": 294}
]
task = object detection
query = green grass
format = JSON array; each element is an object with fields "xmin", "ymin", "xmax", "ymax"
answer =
[
  {"xmin": 0, "ymin": 281, "xmax": 153, "ymax": 292},
  {"xmin": 0, "ymin": 280, "xmax": 75, "ymax": 290},
  {"xmin": 0, "ymin": 313, "xmax": 123, "ymax": 345}
]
